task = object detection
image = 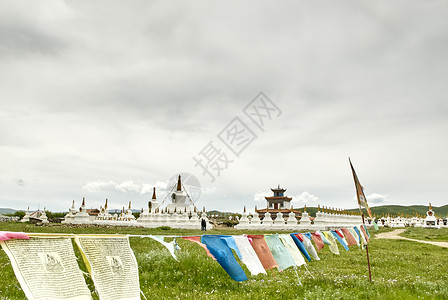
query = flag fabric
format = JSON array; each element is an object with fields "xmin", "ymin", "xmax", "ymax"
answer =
[
  {"xmin": 233, "ymin": 235, "xmax": 266, "ymax": 276},
  {"xmin": 323, "ymin": 231, "xmax": 340, "ymax": 255},
  {"xmin": 0, "ymin": 231, "xmax": 29, "ymax": 241},
  {"xmin": 247, "ymin": 235, "xmax": 279, "ymax": 271},
  {"xmin": 201, "ymin": 235, "xmax": 248, "ymax": 282},
  {"xmin": 310, "ymin": 232, "xmax": 325, "ymax": 252},
  {"xmin": 220, "ymin": 236, "xmax": 242, "ymax": 259},
  {"xmin": 348, "ymin": 228, "xmax": 360, "ymax": 246},
  {"xmin": 302, "ymin": 233, "xmax": 320, "ymax": 261},
  {"xmin": 354, "ymin": 226, "xmax": 367, "ymax": 249},
  {"xmin": 360, "ymin": 226, "xmax": 370, "ymax": 243},
  {"xmin": 1, "ymin": 237, "xmax": 92, "ymax": 300},
  {"xmin": 349, "ymin": 158, "xmax": 373, "ymax": 219},
  {"xmin": 182, "ymin": 236, "xmax": 215, "ymax": 259},
  {"xmin": 74, "ymin": 236, "xmax": 140, "ymax": 300},
  {"xmin": 278, "ymin": 234, "xmax": 306, "ymax": 267},
  {"xmin": 362, "ymin": 225, "xmax": 371, "ymax": 239},
  {"xmin": 373, "ymin": 221, "xmax": 379, "ymax": 231},
  {"xmin": 148, "ymin": 235, "xmax": 178, "ymax": 261},
  {"xmin": 264, "ymin": 235, "xmax": 295, "ymax": 271},
  {"xmin": 331, "ymin": 231, "xmax": 349, "ymax": 251},
  {"xmin": 318, "ymin": 231, "xmax": 332, "ymax": 246},
  {"xmin": 290, "ymin": 233, "xmax": 311, "ymax": 262},
  {"xmin": 341, "ymin": 228, "xmax": 357, "ymax": 247}
]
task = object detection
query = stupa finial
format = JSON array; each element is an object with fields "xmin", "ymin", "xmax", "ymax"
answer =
[
  {"xmin": 152, "ymin": 187, "xmax": 157, "ymax": 199},
  {"xmin": 177, "ymin": 175, "xmax": 182, "ymax": 191}
]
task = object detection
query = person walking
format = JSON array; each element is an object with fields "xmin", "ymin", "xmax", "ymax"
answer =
[{"xmin": 201, "ymin": 218, "xmax": 207, "ymax": 231}]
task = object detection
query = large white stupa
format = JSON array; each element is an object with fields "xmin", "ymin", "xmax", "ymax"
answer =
[{"xmin": 166, "ymin": 175, "xmax": 192, "ymax": 213}]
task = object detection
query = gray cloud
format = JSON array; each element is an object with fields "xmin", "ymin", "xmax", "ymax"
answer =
[{"xmin": 0, "ymin": 0, "xmax": 447, "ymax": 212}]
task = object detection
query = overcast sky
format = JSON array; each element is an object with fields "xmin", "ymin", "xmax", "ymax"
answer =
[{"xmin": 1, "ymin": 0, "xmax": 447, "ymax": 213}]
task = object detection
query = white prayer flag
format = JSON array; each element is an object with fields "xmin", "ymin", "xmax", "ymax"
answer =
[
  {"xmin": 74, "ymin": 236, "xmax": 140, "ymax": 300},
  {"xmin": 1, "ymin": 237, "xmax": 92, "ymax": 300}
]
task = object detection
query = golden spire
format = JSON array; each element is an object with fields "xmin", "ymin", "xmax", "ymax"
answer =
[
  {"xmin": 128, "ymin": 201, "xmax": 132, "ymax": 210},
  {"xmin": 82, "ymin": 197, "xmax": 85, "ymax": 207},
  {"xmin": 429, "ymin": 203, "xmax": 432, "ymax": 210},
  {"xmin": 304, "ymin": 205, "xmax": 307, "ymax": 212},
  {"xmin": 177, "ymin": 175, "xmax": 182, "ymax": 191},
  {"xmin": 244, "ymin": 206, "xmax": 246, "ymax": 213},
  {"xmin": 152, "ymin": 187, "xmax": 157, "ymax": 200},
  {"xmin": 105, "ymin": 199, "xmax": 108, "ymax": 210}
]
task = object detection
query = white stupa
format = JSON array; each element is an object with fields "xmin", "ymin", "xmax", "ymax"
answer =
[
  {"xmin": 423, "ymin": 203, "xmax": 439, "ymax": 229},
  {"xmin": 166, "ymin": 175, "xmax": 192, "ymax": 213},
  {"xmin": 21, "ymin": 207, "xmax": 31, "ymax": 223},
  {"xmin": 72, "ymin": 197, "xmax": 91, "ymax": 224},
  {"xmin": 298, "ymin": 205, "xmax": 312, "ymax": 227},
  {"xmin": 40, "ymin": 208, "xmax": 49, "ymax": 224},
  {"xmin": 62, "ymin": 200, "xmax": 77, "ymax": 223}
]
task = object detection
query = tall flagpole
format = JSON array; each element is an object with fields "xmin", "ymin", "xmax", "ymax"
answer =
[
  {"xmin": 361, "ymin": 212, "xmax": 372, "ymax": 282},
  {"xmin": 350, "ymin": 158, "xmax": 372, "ymax": 282}
]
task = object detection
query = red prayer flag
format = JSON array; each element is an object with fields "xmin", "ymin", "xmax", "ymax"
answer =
[
  {"xmin": 341, "ymin": 228, "xmax": 357, "ymax": 246},
  {"xmin": 247, "ymin": 235, "xmax": 279, "ymax": 271},
  {"xmin": 311, "ymin": 233, "xmax": 325, "ymax": 251},
  {"xmin": 182, "ymin": 236, "xmax": 215, "ymax": 259}
]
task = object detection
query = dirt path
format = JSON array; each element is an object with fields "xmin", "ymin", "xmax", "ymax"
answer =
[{"xmin": 376, "ymin": 229, "xmax": 448, "ymax": 248}]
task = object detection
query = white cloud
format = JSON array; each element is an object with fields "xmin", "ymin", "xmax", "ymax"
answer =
[
  {"xmin": 82, "ymin": 180, "xmax": 169, "ymax": 195},
  {"xmin": 82, "ymin": 180, "xmax": 116, "ymax": 192},
  {"xmin": 253, "ymin": 191, "xmax": 270, "ymax": 202},
  {"xmin": 292, "ymin": 191, "xmax": 319, "ymax": 203},
  {"xmin": 367, "ymin": 193, "xmax": 387, "ymax": 204}
]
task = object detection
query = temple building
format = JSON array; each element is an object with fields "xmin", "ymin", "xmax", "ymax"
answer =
[{"xmin": 256, "ymin": 185, "xmax": 299, "ymax": 220}]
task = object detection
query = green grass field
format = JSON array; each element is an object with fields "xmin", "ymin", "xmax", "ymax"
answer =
[{"xmin": 1, "ymin": 223, "xmax": 447, "ymax": 299}]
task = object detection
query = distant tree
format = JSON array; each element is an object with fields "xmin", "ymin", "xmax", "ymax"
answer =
[
  {"xmin": 46, "ymin": 211, "xmax": 67, "ymax": 219},
  {"xmin": 133, "ymin": 212, "xmax": 141, "ymax": 219},
  {"xmin": 13, "ymin": 211, "xmax": 25, "ymax": 219}
]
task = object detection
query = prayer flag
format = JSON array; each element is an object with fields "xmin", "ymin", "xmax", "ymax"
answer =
[
  {"xmin": 349, "ymin": 158, "xmax": 373, "ymax": 219},
  {"xmin": 1, "ymin": 237, "xmax": 91, "ymax": 300},
  {"xmin": 310, "ymin": 232, "xmax": 325, "ymax": 251},
  {"xmin": 302, "ymin": 233, "xmax": 320, "ymax": 260},
  {"xmin": 182, "ymin": 236, "xmax": 215, "ymax": 259},
  {"xmin": 247, "ymin": 235, "xmax": 279, "ymax": 271},
  {"xmin": 233, "ymin": 235, "xmax": 266, "ymax": 276},
  {"xmin": 264, "ymin": 235, "xmax": 295, "ymax": 271},
  {"xmin": 148, "ymin": 235, "xmax": 178, "ymax": 261},
  {"xmin": 322, "ymin": 231, "xmax": 340, "ymax": 255},
  {"xmin": 341, "ymin": 228, "xmax": 357, "ymax": 247},
  {"xmin": 0, "ymin": 231, "xmax": 29, "ymax": 241},
  {"xmin": 74, "ymin": 236, "xmax": 140, "ymax": 300},
  {"xmin": 360, "ymin": 225, "xmax": 370, "ymax": 243},
  {"xmin": 331, "ymin": 231, "xmax": 349, "ymax": 251},
  {"xmin": 279, "ymin": 234, "xmax": 306, "ymax": 267},
  {"xmin": 319, "ymin": 231, "xmax": 332, "ymax": 246},
  {"xmin": 290, "ymin": 233, "xmax": 311, "ymax": 262},
  {"xmin": 201, "ymin": 235, "xmax": 247, "ymax": 281},
  {"xmin": 220, "ymin": 236, "xmax": 242, "ymax": 259}
]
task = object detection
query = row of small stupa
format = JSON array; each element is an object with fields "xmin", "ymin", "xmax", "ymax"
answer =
[
  {"xmin": 62, "ymin": 177, "xmax": 213, "ymax": 229},
  {"xmin": 375, "ymin": 204, "xmax": 447, "ymax": 228},
  {"xmin": 235, "ymin": 204, "xmax": 364, "ymax": 230}
]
